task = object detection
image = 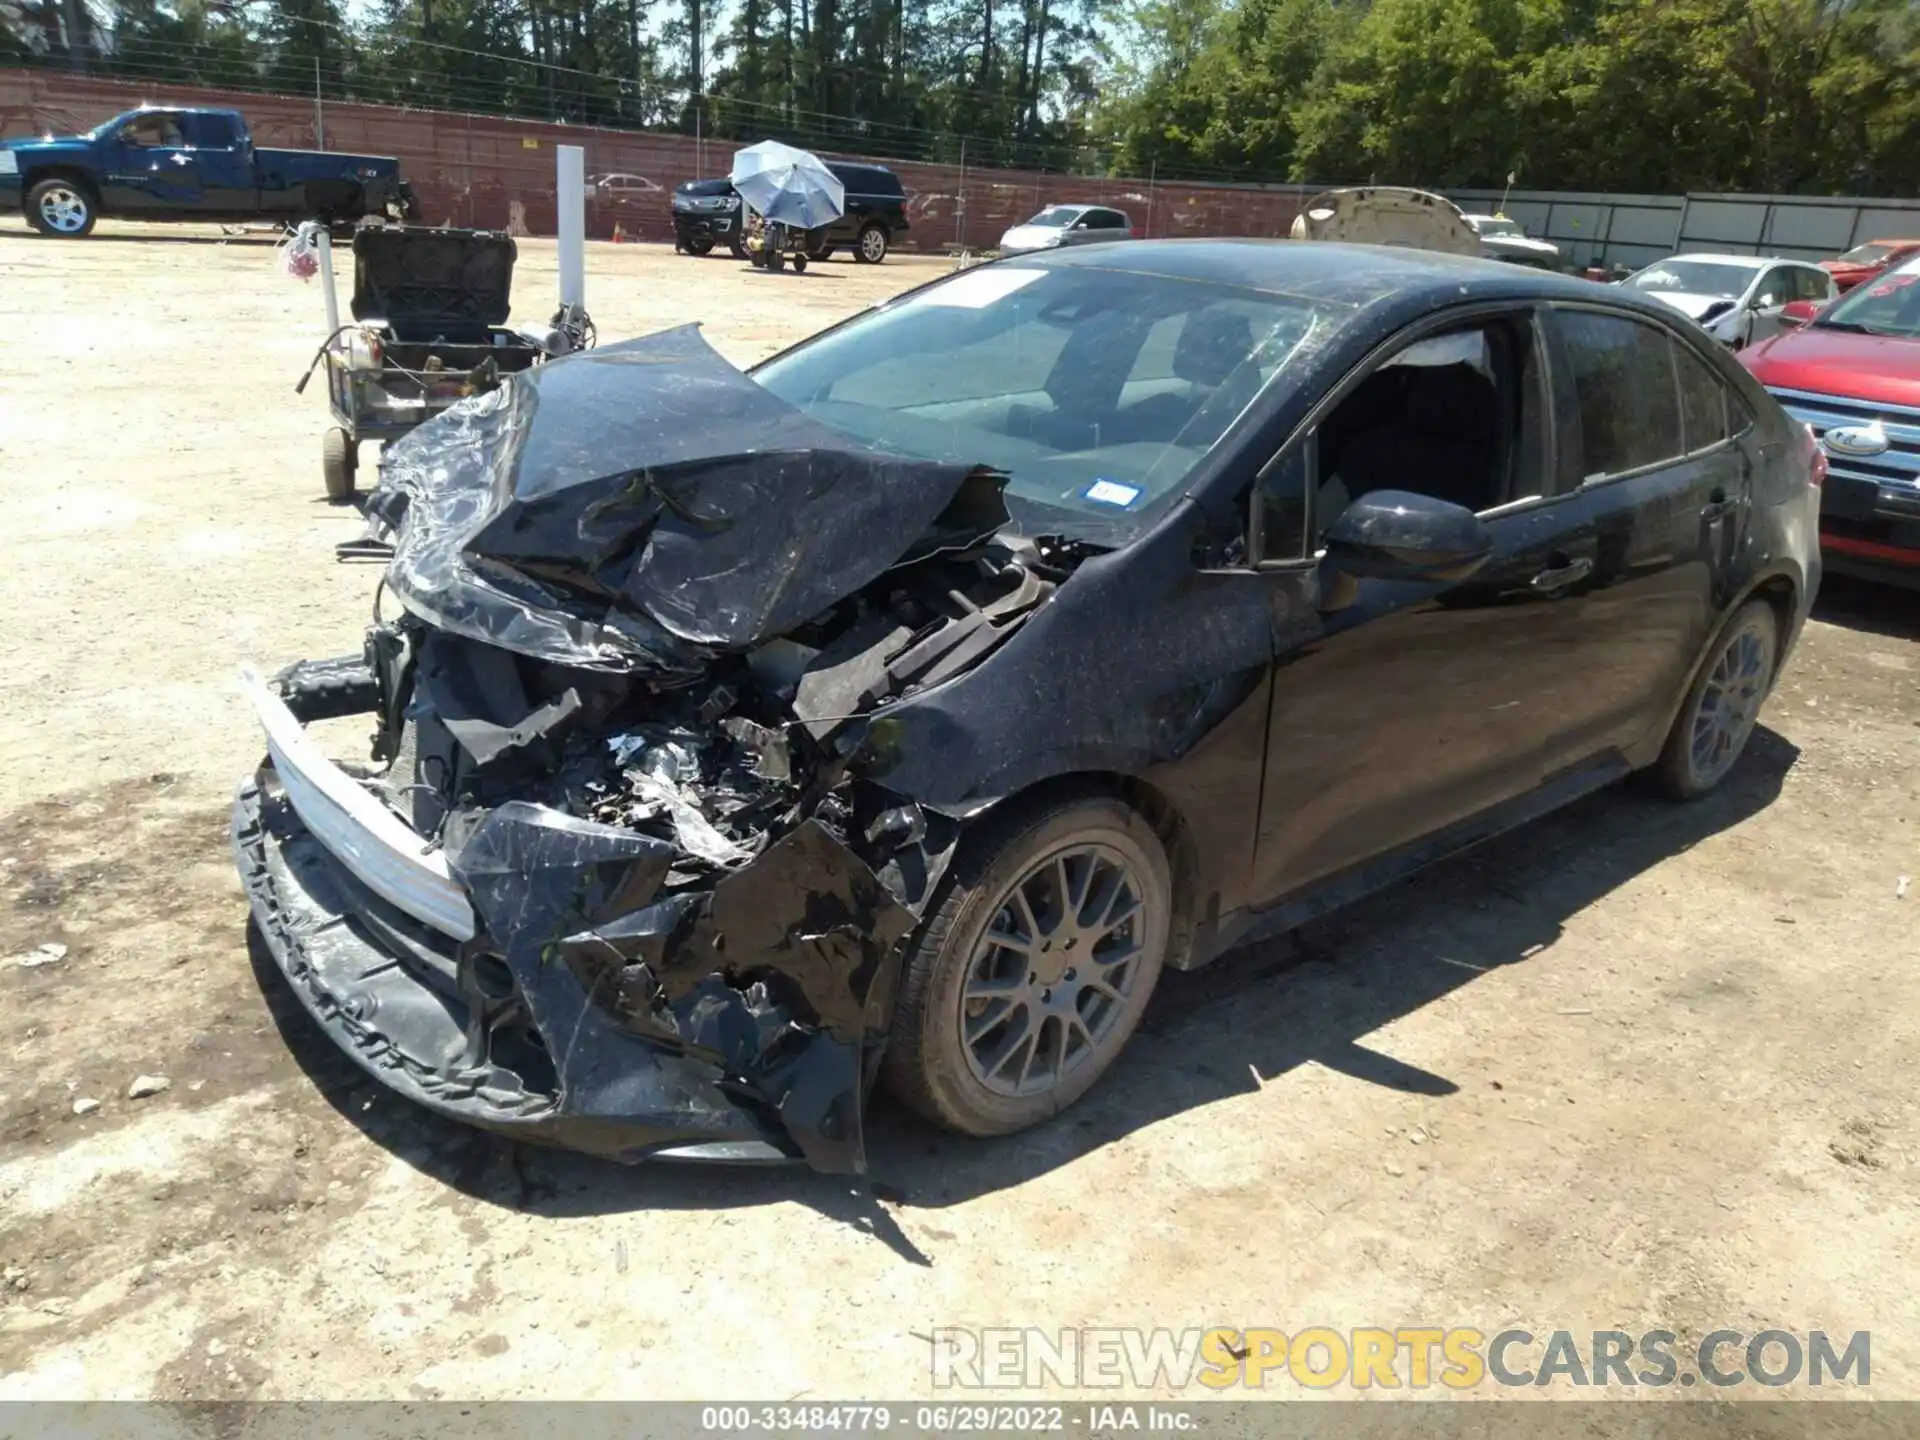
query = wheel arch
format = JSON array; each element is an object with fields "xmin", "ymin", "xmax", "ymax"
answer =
[
  {"xmin": 946, "ymin": 768, "xmax": 1204, "ymax": 972},
  {"xmin": 22, "ymin": 166, "xmax": 100, "ymax": 208},
  {"xmin": 1634, "ymin": 566, "xmax": 1803, "ymax": 771}
]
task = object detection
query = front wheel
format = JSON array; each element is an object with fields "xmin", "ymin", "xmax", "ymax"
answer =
[
  {"xmin": 27, "ymin": 178, "xmax": 96, "ymax": 237},
  {"xmin": 1651, "ymin": 599, "xmax": 1777, "ymax": 799},
  {"xmin": 854, "ymin": 223, "xmax": 889, "ymax": 264},
  {"xmin": 883, "ymin": 792, "xmax": 1172, "ymax": 1137}
]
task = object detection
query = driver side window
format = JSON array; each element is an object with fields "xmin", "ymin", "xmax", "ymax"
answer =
[
  {"xmin": 1250, "ymin": 313, "xmax": 1546, "ymax": 563},
  {"xmin": 121, "ymin": 114, "xmax": 185, "ymax": 148}
]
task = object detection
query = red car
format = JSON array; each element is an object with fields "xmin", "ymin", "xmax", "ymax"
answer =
[
  {"xmin": 1821, "ymin": 239, "xmax": 1920, "ymax": 294},
  {"xmin": 1742, "ymin": 258, "xmax": 1920, "ymax": 587}
]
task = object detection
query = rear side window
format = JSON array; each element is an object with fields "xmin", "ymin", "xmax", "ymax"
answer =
[
  {"xmin": 1089, "ymin": 209, "xmax": 1129, "ymax": 230},
  {"xmin": 1557, "ymin": 310, "xmax": 1684, "ymax": 480},
  {"xmin": 1673, "ymin": 341, "xmax": 1731, "ymax": 452}
]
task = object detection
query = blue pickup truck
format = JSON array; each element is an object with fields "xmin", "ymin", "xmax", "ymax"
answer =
[{"xmin": 0, "ymin": 106, "xmax": 414, "ymax": 238}]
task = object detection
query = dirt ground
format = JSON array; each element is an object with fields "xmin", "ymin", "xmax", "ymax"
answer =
[{"xmin": 1, "ymin": 218, "xmax": 1917, "ymax": 1405}]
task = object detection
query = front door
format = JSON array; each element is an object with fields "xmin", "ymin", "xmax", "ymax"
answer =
[
  {"xmin": 104, "ymin": 112, "xmax": 201, "ymax": 213},
  {"xmin": 1248, "ymin": 308, "xmax": 1611, "ymax": 902}
]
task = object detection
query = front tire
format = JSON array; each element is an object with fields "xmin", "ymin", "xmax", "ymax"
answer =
[
  {"xmin": 883, "ymin": 792, "xmax": 1172, "ymax": 1137},
  {"xmin": 27, "ymin": 178, "xmax": 96, "ymax": 237},
  {"xmin": 1652, "ymin": 599, "xmax": 1777, "ymax": 799},
  {"xmin": 855, "ymin": 223, "xmax": 889, "ymax": 264}
]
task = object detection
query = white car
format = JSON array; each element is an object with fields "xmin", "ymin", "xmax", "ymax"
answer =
[
  {"xmin": 1621, "ymin": 253, "xmax": 1837, "ymax": 348},
  {"xmin": 998, "ymin": 204, "xmax": 1135, "ymax": 255},
  {"xmin": 1463, "ymin": 213, "xmax": 1560, "ymax": 268}
]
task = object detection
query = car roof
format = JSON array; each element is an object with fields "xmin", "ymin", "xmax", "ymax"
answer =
[{"xmin": 1006, "ymin": 237, "xmax": 1651, "ymax": 312}]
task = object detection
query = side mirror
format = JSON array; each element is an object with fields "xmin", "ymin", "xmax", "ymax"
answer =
[
  {"xmin": 1781, "ymin": 299, "xmax": 1819, "ymax": 327},
  {"xmin": 1323, "ymin": 491, "xmax": 1492, "ymax": 584}
]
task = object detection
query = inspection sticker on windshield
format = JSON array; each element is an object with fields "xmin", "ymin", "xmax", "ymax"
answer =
[
  {"xmin": 1083, "ymin": 479, "xmax": 1142, "ymax": 508},
  {"xmin": 911, "ymin": 266, "xmax": 1045, "ymax": 309}
]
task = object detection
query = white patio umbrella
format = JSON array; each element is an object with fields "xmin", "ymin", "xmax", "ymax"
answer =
[{"xmin": 729, "ymin": 141, "xmax": 846, "ymax": 231}]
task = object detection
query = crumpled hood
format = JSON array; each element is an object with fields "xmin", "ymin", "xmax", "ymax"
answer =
[{"xmin": 367, "ymin": 323, "xmax": 1006, "ymax": 677}]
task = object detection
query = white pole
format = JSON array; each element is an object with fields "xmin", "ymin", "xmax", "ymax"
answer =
[
  {"xmin": 317, "ymin": 226, "xmax": 340, "ymax": 336},
  {"xmin": 557, "ymin": 144, "xmax": 586, "ymax": 310}
]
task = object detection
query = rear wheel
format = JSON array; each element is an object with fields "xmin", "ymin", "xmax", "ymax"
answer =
[
  {"xmin": 767, "ymin": 250, "xmax": 786, "ymax": 273},
  {"xmin": 883, "ymin": 792, "xmax": 1172, "ymax": 1137},
  {"xmin": 855, "ymin": 223, "xmax": 889, "ymax": 264},
  {"xmin": 27, "ymin": 178, "xmax": 96, "ymax": 237},
  {"xmin": 791, "ymin": 253, "xmax": 809, "ymax": 274},
  {"xmin": 1652, "ymin": 600, "xmax": 1777, "ymax": 799},
  {"xmin": 322, "ymin": 427, "xmax": 358, "ymax": 503}
]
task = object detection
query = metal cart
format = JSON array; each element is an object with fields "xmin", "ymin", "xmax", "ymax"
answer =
[
  {"xmin": 742, "ymin": 214, "xmax": 818, "ymax": 273},
  {"xmin": 303, "ymin": 226, "xmax": 553, "ymax": 502}
]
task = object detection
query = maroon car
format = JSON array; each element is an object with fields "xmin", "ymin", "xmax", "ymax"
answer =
[
  {"xmin": 1743, "ymin": 257, "xmax": 1920, "ymax": 586},
  {"xmin": 1821, "ymin": 239, "xmax": 1920, "ymax": 295}
]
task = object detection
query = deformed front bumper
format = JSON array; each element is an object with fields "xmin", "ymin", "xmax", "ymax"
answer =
[
  {"xmin": 234, "ymin": 772, "xmax": 802, "ymax": 1164},
  {"xmin": 233, "ymin": 668, "xmax": 920, "ymax": 1174}
]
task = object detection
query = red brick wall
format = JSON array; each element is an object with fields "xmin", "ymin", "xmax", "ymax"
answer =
[{"xmin": 0, "ymin": 68, "xmax": 1317, "ymax": 248}]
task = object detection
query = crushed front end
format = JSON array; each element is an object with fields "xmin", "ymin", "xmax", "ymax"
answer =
[{"xmin": 235, "ymin": 325, "xmax": 1068, "ymax": 1172}]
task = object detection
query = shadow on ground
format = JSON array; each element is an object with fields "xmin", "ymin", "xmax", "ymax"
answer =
[{"xmin": 252, "ymin": 727, "xmax": 1797, "ymax": 1264}]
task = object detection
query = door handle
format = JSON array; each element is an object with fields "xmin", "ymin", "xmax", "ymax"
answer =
[
  {"xmin": 1701, "ymin": 486, "xmax": 1735, "ymax": 521},
  {"xmin": 1530, "ymin": 556, "xmax": 1592, "ymax": 592}
]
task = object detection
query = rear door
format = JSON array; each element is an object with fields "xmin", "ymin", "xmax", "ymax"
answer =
[{"xmin": 1533, "ymin": 305, "xmax": 1749, "ymax": 764}]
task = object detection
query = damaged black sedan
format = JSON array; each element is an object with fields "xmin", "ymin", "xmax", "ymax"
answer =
[{"xmin": 236, "ymin": 242, "xmax": 1821, "ymax": 1173}]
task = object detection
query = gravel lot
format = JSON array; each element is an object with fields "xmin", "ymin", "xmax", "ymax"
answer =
[{"xmin": 1, "ymin": 219, "xmax": 1917, "ymax": 1404}]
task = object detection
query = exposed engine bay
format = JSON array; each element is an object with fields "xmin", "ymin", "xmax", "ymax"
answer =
[{"xmin": 238, "ymin": 324, "xmax": 1124, "ymax": 1173}]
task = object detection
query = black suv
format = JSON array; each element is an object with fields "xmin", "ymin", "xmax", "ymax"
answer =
[{"xmin": 669, "ymin": 160, "xmax": 910, "ymax": 263}]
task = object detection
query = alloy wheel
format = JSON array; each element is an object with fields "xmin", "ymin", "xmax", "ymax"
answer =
[
  {"xmin": 958, "ymin": 843, "xmax": 1150, "ymax": 1098},
  {"xmin": 860, "ymin": 227, "xmax": 887, "ymax": 262},
  {"xmin": 39, "ymin": 186, "xmax": 90, "ymax": 234},
  {"xmin": 1689, "ymin": 618, "xmax": 1772, "ymax": 788}
]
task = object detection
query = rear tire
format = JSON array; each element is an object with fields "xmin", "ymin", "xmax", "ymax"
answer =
[
  {"xmin": 322, "ymin": 427, "xmax": 358, "ymax": 503},
  {"xmin": 791, "ymin": 253, "xmax": 808, "ymax": 274},
  {"xmin": 26, "ymin": 177, "xmax": 96, "ymax": 237},
  {"xmin": 855, "ymin": 223, "xmax": 889, "ymax": 264},
  {"xmin": 1651, "ymin": 599, "xmax": 1777, "ymax": 800},
  {"xmin": 882, "ymin": 791, "xmax": 1172, "ymax": 1137}
]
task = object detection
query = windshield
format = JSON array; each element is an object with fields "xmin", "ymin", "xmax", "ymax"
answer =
[
  {"xmin": 1816, "ymin": 258, "xmax": 1920, "ymax": 339},
  {"xmin": 1626, "ymin": 261, "xmax": 1754, "ymax": 299},
  {"xmin": 1835, "ymin": 242, "xmax": 1898, "ymax": 266},
  {"xmin": 1024, "ymin": 207, "xmax": 1082, "ymax": 229},
  {"xmin": 1474, "ymin": 218, "xmax": 1522, "ymax": 238},
  {"xmin": 752, "ymin": 263, "xmax": 1331, "ymax": 541}
]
